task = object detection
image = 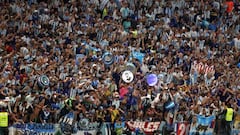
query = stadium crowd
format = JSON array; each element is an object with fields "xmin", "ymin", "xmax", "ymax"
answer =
[{"xmin": 0, "ymin": 0, "xmax": 240, "ymax": 134}]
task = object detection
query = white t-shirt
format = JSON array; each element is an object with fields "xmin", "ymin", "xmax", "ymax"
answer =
[
  {"xmin": 233, "ymin": 38, "xmax": 240, "ymax": 49},
  {"xmin": 112, "ymin": 99, "xmax": 120, "ymax": 109},
  {"xmin": 140, "ymin": 64, "xmax": 149, "ymax": 75},
  {"xmin": 25, "ymin": 95, "xmax": 35, "ymax": 108}
]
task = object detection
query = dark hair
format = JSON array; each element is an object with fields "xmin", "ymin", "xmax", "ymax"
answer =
[
  {"xmin": 20, "ymin": 69, "xmax": 25, "ymax": 74},
  {"xmin": 226, "ymin": 102, "xmax": 231, "ymax": 108}
]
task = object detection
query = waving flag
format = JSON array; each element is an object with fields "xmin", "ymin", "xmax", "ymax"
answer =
[
  {"xmin": 189, "ymin": 115, "xmax": 215, "ymax": 135},
  {"xmin": 132, "ymin": 51, "xmax": 145, "ymax": 64},
  {"xmin": 196, "ymin": 115, "xmax": 215, "ymax": 126},
  {"xmin": 100, "ymin": 0, "xmax": 109, "ymax": 10}
]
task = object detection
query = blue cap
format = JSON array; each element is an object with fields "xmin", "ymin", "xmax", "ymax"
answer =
[
  {"xmin": 237, "ymin": 63, "xmax": 240, "ymax": 68},
  {"xmin": 91, "ymin": 80, "xmax": 98, "ymax": 87}
]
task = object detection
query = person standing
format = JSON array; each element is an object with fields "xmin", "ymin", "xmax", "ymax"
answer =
[
  {"xmin": 225, "ymin": 103, "xmax": 234, "ymax": 135},
  {"xmin": 0, "ymin": 106, "xmax": 8, "ymax": 135},
  {"xmin": 219, "ymin": 102, "xmax": 235, "ymax": 135}
]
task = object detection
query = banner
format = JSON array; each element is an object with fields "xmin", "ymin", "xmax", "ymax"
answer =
[
  {"xmin": 192, "ymin": 61, "xmax": 215, "ymax": 75},
  {"xmin": 73, "ymin": 130, "xmax": 97, "ymax": 135},
  {"xmin": 126, "ymin": 121, "xmax": 161, "ymax": 134},
  {"xmin": 9, "ymin": 123, "xmax": 108, "ymax": 135},
  {"xmin": 175, "ymin": 122, "xmax": 190, "ymax": 135},
  {"xmin": 189, "ymin": 115, "xmax": 215, "ymax": 135},
  {"xmin": 9, "ymin": 123, "xmax": 56, "ymax": 135},
  {"xmin": 8, "ymin": 117, "xmax": 240, "ymax": 135},
  {"xmin": 9, "ymin": 124, "xmax": 98, "ymax": 135}
]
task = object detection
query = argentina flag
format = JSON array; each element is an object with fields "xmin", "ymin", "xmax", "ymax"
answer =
[
  {"xmin": 131, "ymin": 51, "xmax": 145, "ymax": 64},
  {"xmin": 189, "ymin": 115, "xmax": 216, "ymax": 135},
  {"xmin": 100, "ymin": 0, "xmax": 109, "ymax": 10},
  {"xmin": 59, "ymin": 112, "xmax": 75, "ymax": 134},
  {"xmin": 197, "ymin": 115, "xmax": 215, "ymax": 126}
]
